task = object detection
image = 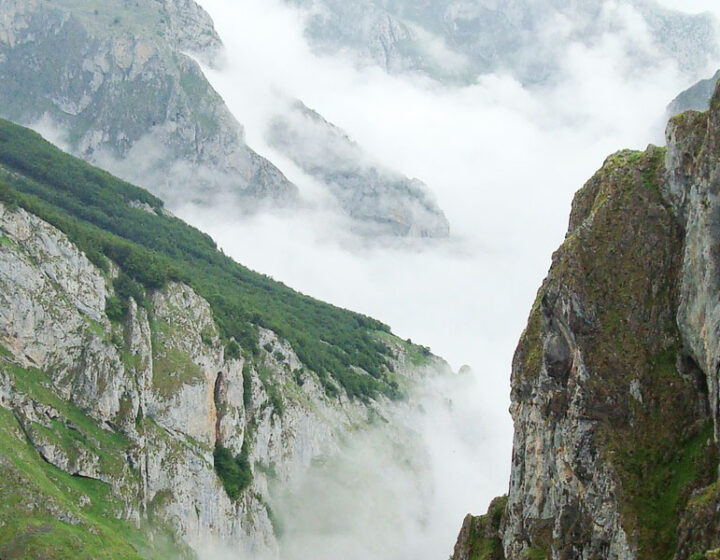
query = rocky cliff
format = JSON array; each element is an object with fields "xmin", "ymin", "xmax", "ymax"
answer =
[
  {"xmin": 0, "ymin": 0, "xmax": 297, "ymax": 207},
  {"xmin": 452, "ymin": 83, "xmax": 720, "ymax": 560},
  {"xmin": 0, "ymin": 118, "xmax": 450, "ymax": 558},
  {"xmin": 0, "ymin": 0, "xmax": 452, "ymax": 237}
]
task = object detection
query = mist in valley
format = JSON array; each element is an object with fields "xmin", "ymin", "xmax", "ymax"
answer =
[{"xmin": 133, "ymin": 0, "xmax": 720, "ymax": 558}]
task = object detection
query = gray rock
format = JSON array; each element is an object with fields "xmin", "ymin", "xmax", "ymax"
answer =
[
  {"xmin": 0, "ymin": 0, "xmax": 297, "ymax": 208},
  {"xmin": 0, "ymin": 200, "xmax": 451, "ymax": 556}
]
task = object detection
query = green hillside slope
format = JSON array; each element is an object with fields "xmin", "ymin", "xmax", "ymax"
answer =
[{"xmin": 0, "ymin": 118, "xmax": 417, "ymax": 401}]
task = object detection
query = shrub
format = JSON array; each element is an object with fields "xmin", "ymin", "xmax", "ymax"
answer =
[{"xmin": 213, "ymin": 443, "xmax": 252, "ymax": 500}]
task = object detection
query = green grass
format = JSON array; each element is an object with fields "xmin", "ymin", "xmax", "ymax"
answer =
[
  {"xmin": 5, "ymin": 364, "xmax": 130, "ymax": 476},
  {"xmin": 0, "ymin": 403, "xmax": 188, "ymax": 560},
  {"xmin": 151, "ymin": 347, "xmax": 205, "ymax": 399},
  {"xmin": 0, "ymin": 118, "xmax": 411, "ymax": 401},
  {"xmin": 457, "ymin": 496, "xmax": 507, "ymax": 560},
  {"xmin": 0, "ymin": 233, "xmax": 17, "ymax": 249},
  {"xmin": 524, "ymin": 548, "xmax": 548, "ymax": 560}
]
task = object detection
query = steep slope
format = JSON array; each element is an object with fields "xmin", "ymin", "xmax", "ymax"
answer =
[
  {"xmin": 0, "ymin": 118, "xmax": 449, "ymax": 558},
  {"xmin": 283, "ymin": 0, "xmax": 718, "ymax": 85},
  {"xmin": 452, "ymin": 84, "xmax": 720, "ymax": 559},
  {"xmin": 267, "ymin": 100, "xmax": 450, "ymax": 237},
  {"xmin": 0, "ymin": 0, "xmax": 296, "ymax": 207}
]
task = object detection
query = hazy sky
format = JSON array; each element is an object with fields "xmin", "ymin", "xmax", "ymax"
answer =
[{"xmin": 183, "ymin": 0, "xmax": 720, "ymax": 557}]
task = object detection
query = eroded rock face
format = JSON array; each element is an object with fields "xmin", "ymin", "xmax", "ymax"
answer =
[
  {"xmin": 0, "ymin": 0, "xmax": 296, "ymax": 208},
  {"xmin": 454, "ymin": 83, "xmax": 720, "ymax": 560},
  {"xmin": 0, "ymin": 202, "xmax": 448, "ymax": 557}
]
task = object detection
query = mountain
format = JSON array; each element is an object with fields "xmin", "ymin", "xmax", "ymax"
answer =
[
  {"xmin": 452, "ymin": 81, "xmax": 720, "ymax": 559},
  {"xmin": 267, "ymin": 100, "xmax": 450, "ymax": 237},
  {"xmin": 668, "ymin": 70, "xmax": 720, "ymax": 115},
  {"xmin": 284, "ymin": 0, "xmax": 719, "ymax": 85},
  {"xmin": 0, "ymin": 0, "xmax": 298, "ymax": 208},
  {"xmin": 0, "ymin": 117, "xmax": 450, "ymax": 557},
  {"xmin": 0, "ymin": 0, "xmax": 451, "ymax": 237}
]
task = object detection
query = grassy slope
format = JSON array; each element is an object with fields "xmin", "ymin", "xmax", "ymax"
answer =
[
  {"xmin": 0, "ymin": 117, "xmax": 415, "ymax": 401},
  {"xmin": 0, "ymin": 357, "xmax": 189, "ymax": 560}
]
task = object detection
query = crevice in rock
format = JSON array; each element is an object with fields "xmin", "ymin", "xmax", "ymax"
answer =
[{"xmin": 213, "ymin": 371, "xmax": 225, "ymax": 444}]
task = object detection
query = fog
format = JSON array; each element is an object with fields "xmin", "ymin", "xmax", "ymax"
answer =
[{"xmin": 172, "ymin": 0, "xmax": 720, "ymax": 557}]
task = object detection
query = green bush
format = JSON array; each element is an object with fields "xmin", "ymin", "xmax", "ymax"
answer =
[
  {"xmin": 225, "ymin": 340, "xmax": 241, "ymax": 360},
  {"xmin": 105, "ymin": 296, "xmax": 127, "ymax": 323},
  {"xmin": 213, "ymin": 443, "xmax": 252, "ymax": 500}
]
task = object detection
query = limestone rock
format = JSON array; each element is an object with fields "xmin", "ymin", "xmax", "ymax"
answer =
[
  {"xmin": 454, "ymin": 80, "xmax": 720, "ymax": 560},
  {"xmin": 0, "ymin": 200, "xmax": 448, "ymax": 557}
]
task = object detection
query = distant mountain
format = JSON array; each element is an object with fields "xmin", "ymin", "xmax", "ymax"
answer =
[
  {"xmin": 668, "ymin": 70, "xmax": 720, "ymax": 115},
  {"xmin": 284, "ymin": 0, "xmax": 719, "ymax": 85},
  {"xmin": 0, "ymin": 0, "xmax": 297, "ymax": 207},
  {"xmin": 0, "ymin": 0, "xmax": 451, "ymax": 237},
  {"xmin": 268, "ymin": 100, "xmax": 450, "ymax": 237}
]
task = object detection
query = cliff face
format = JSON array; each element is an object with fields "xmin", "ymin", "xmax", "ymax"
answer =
[
  {"xmin": 453, "ymin": 85, "xmax": 720, "ymax": 560},
  {"xmin": 0, "ymin": 0, "xmax": 296, "ymax": 207},
  {"xmin": 0, "ymin": 0, "xmax": 452, "ymax": 237},
  {"xmin": 0, "ymin": 199, "xmax": 446, "ymax": 557}
]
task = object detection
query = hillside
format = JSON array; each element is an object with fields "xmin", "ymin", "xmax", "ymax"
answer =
[
  {"xmin": 0, "ymin": 118, "xmax": 447, "ymax": 558},
  {"xmin": 267, "ymin": 100, "xmax": 450, "ymax": 237},
  {"xmin": 452, "ymin": 82, "xmax": 720, "ymax": 559},
  {"xmin": 0, "ymin": 0, "xmax": 296, "ymax": 207}
]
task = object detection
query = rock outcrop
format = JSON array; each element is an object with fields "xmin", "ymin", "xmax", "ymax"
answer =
[
  {"xmin": 0, "ymin": 0, "xmax": 296, "ymax": 207},
  {"xmin": 453, "ymin": 82, "xmax": 720, "ymax": 560}
]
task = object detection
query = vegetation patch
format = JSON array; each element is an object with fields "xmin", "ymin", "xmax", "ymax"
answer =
[
  {"xmin": 453, "ymin": 496, "xmax": 507, "ymax": 560},
  {"xmin": 0, "ymin": 396, "xmax": 188, "ymax": 559},
  {"xmin": 151, "ymin": 347, "xmax": 204, "ymax": 399},
  {"xmin": 533, "ymin": 145, "xmax": 713, "ymax": 560},
  {"xmin": 213, "ymin": 442, "xmax": 252, "ymax": 500}
]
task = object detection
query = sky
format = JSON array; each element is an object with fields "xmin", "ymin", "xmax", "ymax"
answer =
[{"xmin": 179, "ymin": 0, "xmax": 720, "ymax": 557}]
